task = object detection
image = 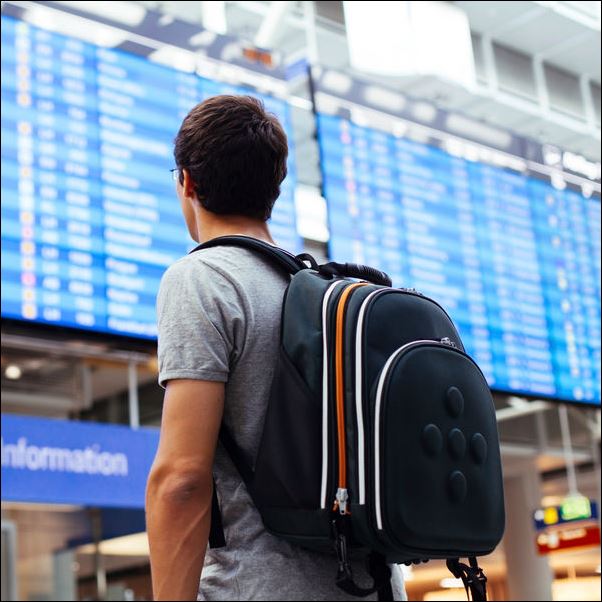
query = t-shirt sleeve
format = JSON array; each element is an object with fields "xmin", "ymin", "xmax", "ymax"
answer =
[{"xmin": 156, "ymin": 257, "xmax": 243, "ymax": 388}]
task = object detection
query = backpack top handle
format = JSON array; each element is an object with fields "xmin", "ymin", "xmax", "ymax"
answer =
[
  {"xmin": 319, "ymin": 261, "xmax": 392, "ymax": 287},
  {"xmin": 191, "ymin": 235, "xmax": 393, "ymax": 287}
]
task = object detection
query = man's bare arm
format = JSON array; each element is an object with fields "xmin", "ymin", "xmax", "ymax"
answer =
[{"xmin": 146, "ymin": 379, "xmax": 224, "ymax": 601}]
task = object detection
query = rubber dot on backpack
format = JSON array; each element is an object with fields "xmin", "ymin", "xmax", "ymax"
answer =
[
  {"xmin": 445, "ymin": 386, "xmax": 464, "ymax": 417},
  {"xmin": 421, "ymin": 423, "xmax": 443, "ymax": 456},
  {"xmin": 470, "ymin": 433, "xmax": 488, "ymax": 464},
  {"xmin": 448, "ymin": 470, "xmax": 467, "ymax": 503},
  {"xmin": 448, "ymin": 428, "xmax": 467, "ymax": 460}
]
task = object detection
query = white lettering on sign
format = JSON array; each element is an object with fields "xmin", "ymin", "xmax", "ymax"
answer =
[{"xmin": 1, "ymin": 437, "xmax": 128, "ymax": 476}]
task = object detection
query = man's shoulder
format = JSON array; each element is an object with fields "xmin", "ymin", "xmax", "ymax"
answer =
[
  {"xmin": 161, "ymin": 247, "xmax": 244, "ymax": 281},
  {"xmin": 160, "ymin": 246, "xmax": 287, "ymax": 296}
]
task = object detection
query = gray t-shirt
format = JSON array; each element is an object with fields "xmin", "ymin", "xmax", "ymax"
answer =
[{"xmin": 157, "ymin": 246, "xmax": 406, "ymax": 601}]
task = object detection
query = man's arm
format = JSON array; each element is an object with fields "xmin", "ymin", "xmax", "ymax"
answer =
[{"xmin": 146, "ymin": 379, "xmax": 224, "ymax": 601}]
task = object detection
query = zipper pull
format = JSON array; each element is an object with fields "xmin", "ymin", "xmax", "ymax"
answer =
[
  {"xmin": 401, "ymin": 287, "xmax": 424, "ymax": 296},
  {"xmin": 333, "ymin": 488, "xmax": 350, "ymax": 515},
  {"xmin": 440, "ymin": 337, "xmax": 457, "ymax": 348}
]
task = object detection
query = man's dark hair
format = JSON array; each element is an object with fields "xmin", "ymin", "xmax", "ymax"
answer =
[{"xmin": 174, "ymin": 95, "xmax": 288, "ymax": 221}]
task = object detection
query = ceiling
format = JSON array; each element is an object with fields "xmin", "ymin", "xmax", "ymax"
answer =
[
  {"xmin": 455, "ymin": 1, "xmax": 601, "ymax": 82},
  {"xmin": 222, "ymin": 1, "xmax": 602, "ymax": 161},
  {"xmin": 4, "ymin": 0, "xmax": 599, "ymax": 162}
]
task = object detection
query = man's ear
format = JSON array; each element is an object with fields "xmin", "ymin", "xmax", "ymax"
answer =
[{"xmin": 181, "ymin": 168, "xmax": 197, "ymax": 200}]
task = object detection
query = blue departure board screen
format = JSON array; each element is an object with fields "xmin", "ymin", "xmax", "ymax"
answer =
[
  {"xmin": 317, "ymin": 112, "xmax": 601, "ymax": 405},
  {"xmin": 0, "ymin": 15, "xmax": 300, "ymax": 339}
]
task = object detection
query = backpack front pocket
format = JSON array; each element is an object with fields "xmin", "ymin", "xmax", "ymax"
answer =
[{"xmin": 372, "ymin": 341, "xmax": 505, "ymax": 557}]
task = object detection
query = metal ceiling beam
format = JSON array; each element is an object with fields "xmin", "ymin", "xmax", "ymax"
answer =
[
  {"xmin": 496, "ymin": 400, "xmax": 553, "ymax": 422},
  {"xmin": 486, "ymin": 5, "xmax": 546, "ymax": 37},
  {"xmin": 0, "ymin": 391, "xmax": 82, "ymax": 412},
  {"xmin": 568, "ymin": 406, "xmax": 602, "ymax": 439},
  {"xmin": 537, "ymin": 29, "xmax": 596, "ymax": 60},
  {"xmin": 254, "ymin": 0, "xmax": 295, "ymax": 48},
  {"xmin": 1, "ymin": 333, "xmax": 151, "ymax": 364},
  {"xmin": 500, "ymin": 441, "xmax": 590, "ymax": 461},
  {"xmin": 542, "ymin": 0, "xmax": 602, "ymax": 30}
]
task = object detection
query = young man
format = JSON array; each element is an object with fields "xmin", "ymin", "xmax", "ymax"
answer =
[{"xmin": 145, "ymin": 95, "xmax": 406, "ymax": 601}]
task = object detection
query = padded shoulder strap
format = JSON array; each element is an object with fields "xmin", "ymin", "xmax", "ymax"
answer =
[
  {"xmin": 190, "ymin": 235, "xmax": 307, "ymax": 275},
  {"xmin": 208, "ymin": 425, "xmax": 255, "ymax": 550}
]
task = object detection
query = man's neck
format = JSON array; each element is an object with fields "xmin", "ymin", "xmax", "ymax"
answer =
[{"xmin": 196, "ymin": 209, "xmax": 276, "ymax": 245}]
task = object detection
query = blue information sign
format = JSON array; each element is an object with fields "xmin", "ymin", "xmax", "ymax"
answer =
[{"xmin": 1, "ymin": 414, "xmax": 159, "ymax": 508}]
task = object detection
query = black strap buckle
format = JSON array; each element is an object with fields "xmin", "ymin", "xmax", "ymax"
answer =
[
  {"xmin": 446, "ymin": 557, "xmax": 488, "ymax": 601},
  {"xmin": 208, "ymin": 477, "xmax": 226, "ymax": 549},
  {"xmin": 331, "ymin": 516, "xmax": 393, "ymax": 600}
]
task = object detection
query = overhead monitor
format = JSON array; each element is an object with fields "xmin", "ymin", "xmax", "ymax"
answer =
[
  {"xmin": 314, "ymin": 70, "xmax": 601, "ymax": 405},
  {"xmin": 1, "ymin": 14, "xmax": 300, "ymax": 339}
]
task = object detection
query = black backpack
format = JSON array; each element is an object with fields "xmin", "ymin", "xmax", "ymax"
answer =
[{"xmin": 193, "ymin": 236, "xmax": 505, "ymax": 602}]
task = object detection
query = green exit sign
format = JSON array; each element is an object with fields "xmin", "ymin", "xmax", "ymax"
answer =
[{"xmin": 560, "ymin": 496, "xmax": 592, "ymax": 522}]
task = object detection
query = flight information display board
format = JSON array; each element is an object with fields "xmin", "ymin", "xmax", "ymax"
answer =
[
  {"xmin": 318, "ymin": 112, "xmax": 601, "ymax": 405},
  {"xmin": 1, "ymin": 15, "xmax": 299, "ymax": 339}
]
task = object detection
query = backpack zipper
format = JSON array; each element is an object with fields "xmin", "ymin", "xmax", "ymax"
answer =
[
  {"xmin": 353, "ymin": 288, "xmax": 384, "ymax": 505},
  {"xmin": 320, "ymin": 280, "xmax": 346, "ymax": 509},
  {"xmin": 332, "ymin": 281, "xmax": 368, "ymax": 514}
]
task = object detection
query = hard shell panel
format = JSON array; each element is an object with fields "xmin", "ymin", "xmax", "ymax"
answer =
[
  {"xmin": 380, "ymin": 345, "xmax": 505, "ymax": 555},
  {"xmin": 363, "ymin": 291, "xmax": 464, "ymax": 389},
  {"xmin": 348, "ymin": 290, "xmax": 464, "ymax": 546}
]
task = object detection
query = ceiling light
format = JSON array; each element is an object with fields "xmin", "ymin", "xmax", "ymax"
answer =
[
  {"xmin": 440, "ymin": 577, "xmax": 464, "ymax": 589},
  {"xmin": 393, "ymin": 121, "xmax": 409, "ymax": 138},
  {"xmin": 364, "ymin": 86, "xmax": 406, "ymax": 113},
  {"xmin": 24, "ymin": 6, "xmax": 128, "ymax": 47},
  {"xmin": 78, "ymin": 532, "xmax": 149, "ymax": 556},
  {"xmin": 52, "ymin": 1, "xmax": 146, "ymax": 27},
  {"xmin": 581, "ymin": 183, "xmax": 593, "ymax": 198},
  {"xmin": 322, "ymin": 70, "xmax": 353, "ymax": 95},
  {"xmin": 344, "ymin": 1, "xmax": 412, "ymax": 76},
  {"xmin": 158, "ymin": 14, "xmax": 174, "ymax": 27},
  {"xmin": 5, "ymin": 365, "xmax": 22, "ymax": 380},
  {"xmin": 200, "ymin": 0, "xmax": 227, "ymax": 35},
  {"xmin": 345, "ymin": 1, "xmax": 475, "ymax": 87},
  {"xmin": 446, "ymin": 114, "xmax": 512, "ymax": 149},
  {"xmin": 189, "ymin": 31, "xmax": 218, "ymax": 47},
  {"xmin": 412, "ymin": 102, "xmax": 437, "ymax": 124},
  {"xmin": 148, "ymin": 47, "xmax": 197, "ymax": 73},
  {"xmin": 551, "ymin": 172, "xmax": 566, "ymax": 190}
]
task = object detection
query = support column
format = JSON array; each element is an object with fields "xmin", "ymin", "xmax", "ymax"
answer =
[
  {"xmin": 53, "ymin": 550, "xmax": 76, "ymax": 602},
  {"xmin": 90, "ymin": 509, "xmax": 107, "ymax": 601},
  {"xmin": 503, "ymin": 463, "xmax": 553, "ymax": 601},
  {"xmin": 128, "ymin": 361, "xmax": 140, "ymax": 430}
]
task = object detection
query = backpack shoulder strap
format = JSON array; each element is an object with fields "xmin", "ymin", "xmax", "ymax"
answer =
[
  {"xmin": 190, "ymin": 235, "xmax": 307, "ymax": 275},
  {"xmin": 196, "ymin": 236, "xmax": 308, "ymax": 550},
  {"xmin": 208, "ymin": 424, "xmax": 254, "ymax": 551}
]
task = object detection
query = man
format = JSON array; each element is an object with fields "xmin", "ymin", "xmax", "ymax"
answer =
[{"xmin": 145, "ymin": 95, "xmax": 405, "ymax": 601}]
